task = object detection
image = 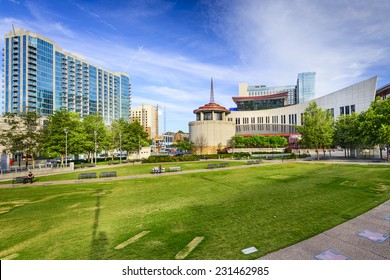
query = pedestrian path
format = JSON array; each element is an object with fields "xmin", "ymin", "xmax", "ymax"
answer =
[{"xmin": 259, "ymin": 199, "xmax": 390, "ymax": 260}]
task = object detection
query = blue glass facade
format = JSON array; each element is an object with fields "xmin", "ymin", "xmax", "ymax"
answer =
[
  {"xmin": 297, "ymin": 72, "xmax": 316, "ymax": 103},
  {"xmin": 3, "ymin": 28, "xmax": 131, "ymax": 124}
]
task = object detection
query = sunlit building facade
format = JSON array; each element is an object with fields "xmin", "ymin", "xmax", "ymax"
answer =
[
  {"xmin": 2, "ymin": 27, "xmax": 131, "ymax": 124},
  {"xmin": 130, "ymin": 104, "xmax": 159, "ymax": 139}
]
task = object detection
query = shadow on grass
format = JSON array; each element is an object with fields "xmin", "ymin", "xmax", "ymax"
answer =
[{"xmin": 90, "ymin": 189, "xmax": 108, "ymax": 259}]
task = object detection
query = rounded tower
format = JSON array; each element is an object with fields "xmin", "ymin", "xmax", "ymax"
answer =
[{"xmin": 189, "ymin": 78, "xmax": 235, "ymax": 155}]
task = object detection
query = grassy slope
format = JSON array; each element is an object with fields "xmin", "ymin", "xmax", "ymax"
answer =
[{"xmin": 0, "ymin": 163, "xmax": 389, "ymax": 260}]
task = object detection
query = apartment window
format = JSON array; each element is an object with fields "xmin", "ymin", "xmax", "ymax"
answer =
[
  {"xmin": 345, "ymin": 105, "xmax": 350, "ymax": 115},
  {"xmin": 251, "ymin": 117, "xmax": 255, "ymax": 124},
  {"xmin": 235, "ymin": 118, "xmax": 240, "ymax": 125},
  {"xmin": 340, "ymin": 106, "xmax": 344, "ymax": 115},
  {"xmin": 266, "ymin": 116, "xmax": 270, "ymax": 124}
]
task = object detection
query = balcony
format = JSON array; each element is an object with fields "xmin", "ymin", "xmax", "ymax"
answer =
[{"xmin": 28, "ymin": 53, "xmax": 37, "ymax": 60}]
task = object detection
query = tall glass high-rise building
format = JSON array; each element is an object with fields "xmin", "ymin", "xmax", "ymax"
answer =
[
  {"xmin": 297, "ymin": 72, "xmax": 315, "ymax": 103},
  {"xmin": 2, "ymin": 27, "xmax": 131, "ymax": 124}
]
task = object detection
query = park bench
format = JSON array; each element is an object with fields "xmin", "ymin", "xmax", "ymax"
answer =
[
  {"xmin": 87, "ymin": 164, "xmax": 96, "ymax": 168},
  {"xmin": 78, "ymin": 172, "xmax": 97, "ymax": 179},
  {"xmin": 219, "ymin": 162, "xmax": 229, "ymax": 168},
  {"xmin": 247, "ymin": 160, "xmax": 262, "ymax": 165},
  {"xmin": 13, "ymin": 176, "xmax": 33, "ymax": 184},
  {"xmin": 99, "ymin": 171, "xmax": 117, "ymax": 178},
  {"xmin": 168, "ymin": 166, "xmax": 182, "ymax": 172},
  {"xmin": 207, "ymin": 164, "xmax": 218, "ymax": 169},
  {"xmin": 152, "ymin": 167, "xmax": 166, "ymax": 174}
]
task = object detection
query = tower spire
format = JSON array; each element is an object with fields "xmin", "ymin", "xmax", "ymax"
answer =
[{"xmin": 210, "ymin": 77, "xmax": 215, "ymax": 103}]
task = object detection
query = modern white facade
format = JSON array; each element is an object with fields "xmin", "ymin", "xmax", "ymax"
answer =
[{"xmin": 229, "ymin": 76, "xmax": 378, "ymax": 136}]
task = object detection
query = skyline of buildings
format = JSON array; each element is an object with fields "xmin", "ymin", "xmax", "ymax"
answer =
[{"xmin": 2, "ymin": 27, "xmax": 131, "ymax": 125}]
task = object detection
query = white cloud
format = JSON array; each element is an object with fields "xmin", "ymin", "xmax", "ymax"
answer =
[{"xmin": 210, "ymin": 0, "xmax": 390, "ymax": 96}]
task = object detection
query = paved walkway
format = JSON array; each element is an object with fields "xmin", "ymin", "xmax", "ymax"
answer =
[{"xmin": 259, "ymin": 199, "xmax": 390, "ymax": 260}]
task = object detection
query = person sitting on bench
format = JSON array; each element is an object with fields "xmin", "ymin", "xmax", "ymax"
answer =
[{"xmin": 27, "ymin": 171, "xmax": 34, "ymax": 183}]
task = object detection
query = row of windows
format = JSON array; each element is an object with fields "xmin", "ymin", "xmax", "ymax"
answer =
[
  {"xmin": 234, "ymin": 114, "xmax": 298, "ymax": 125},
  {"xmin": 340, "ymin": 105, "xmax": 355, "ymax": 115},
  {"xmin": 236, "ymin": 124, "xmax": 298, "ymax": 134}
]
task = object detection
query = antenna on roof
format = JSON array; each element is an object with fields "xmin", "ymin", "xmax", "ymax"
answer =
[
  {"xmin": 12, "ymin": 24, "xmax": 16, "ymax": 35},
  {"xmin": 210, "ymin": 77, "xmax": 215, "ymax": 103}
]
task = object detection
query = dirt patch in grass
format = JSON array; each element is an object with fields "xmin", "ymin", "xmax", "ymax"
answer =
[
  {"xmin": 175, "ymin": 236, "xmax": 204, "ymax": 260},
  {"xmin": 1, "ymin": 253, "xmax": 19, "ymax": 260},
  {"xmin": 115, "ymin": 230, "xmax": 151, "ymax": 250}
]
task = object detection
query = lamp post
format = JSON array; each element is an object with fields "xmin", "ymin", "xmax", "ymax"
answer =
[
  {"xmin": 138, "ymin": 135, "xmax": 141, "ymax": 160},
  {"xmin": 64, "ymin": 128, "xmax": 68, "ymax": 167},
  {"xmin": 94, "ymin": 130, "xmax": 97, "ymax": 166},
  {"xmin": 119, "ymin": 132, "xmax": 122, "ymax": 164}
]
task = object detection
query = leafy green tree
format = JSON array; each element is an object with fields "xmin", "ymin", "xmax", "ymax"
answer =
[
  {"xmin": 174, "ymin": 139, "xmax": 192, "ymax": 152},
  {"xmin": 230, "ymin": 135, "xmax": 246, "ymax": 148},
  {"xmin": 333, "ymin": 113, "xmax": 361, "ymax": 158},
  {"xmin": 360, "ymin": 97, "xmax": 390, "ymax": 159},
  {"xmin": 82, "ymin": 113, "xmax": 109, "ymax": 162},
  {"xmin": 43, "ymin": 109, "xmax": 86, "ymax": 165},
  {"xmin": 296, "ymin": 102, "xmax": 334, "ymax": 160},
  {"xmin": 121, "ymin": 120, "xmax": 149, "ymax": 158}
]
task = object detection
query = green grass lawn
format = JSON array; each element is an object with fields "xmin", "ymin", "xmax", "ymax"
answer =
[{"xmin": 0, "ymin": 162, "xmax": 389, "ymax": 260}]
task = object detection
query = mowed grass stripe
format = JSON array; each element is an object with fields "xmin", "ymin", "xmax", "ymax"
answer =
[
  {"xmin": 175, "ymin": 237, "xmax": 204, "ymax": 260},
  {"xmin": 115, "ymin": 231, "xmax": 151, "ymax": 250}
]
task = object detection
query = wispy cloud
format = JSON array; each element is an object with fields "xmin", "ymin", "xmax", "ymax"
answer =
[
  {"xmin": 1, "ymin": 0, "xmax": 389, "ymax": 132},
  {"xmin": 74, "ymin": 3, "xmax": 118, "ymax": 32},
  {"xmin": 209, "ymin": 0, "xmax": 390, "ymax": 95}
]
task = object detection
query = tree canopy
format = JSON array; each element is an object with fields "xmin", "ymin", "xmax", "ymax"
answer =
[{"xmin": 296, "ymin": 102, "xmax": 334, "ymax": 160}]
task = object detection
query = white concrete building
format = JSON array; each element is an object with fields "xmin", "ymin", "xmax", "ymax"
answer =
[
  {"xmin": 189, "ymin": 79, "xmax": 235, "ymax": 155},
  {"xmin": 229, "ymin": 76, "xmax": 378, "ymax": 136}
]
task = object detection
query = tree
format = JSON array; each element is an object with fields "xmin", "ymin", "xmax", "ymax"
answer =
[
  {"xmin": 333, "ymin": 113, "xmax": 361, "ymax": 158},
  {"xmin": 296, "ymin": 102, "xmax": 334, "ymax": 160},
  {"xmin": 194, "ymin": 135, "xmax": 207, "ymax": 155},
  {"xmin": 174, "ymin": 139, "xmax": 192, "ymax": 152},
  {"xmin": 0, "ymin": 112, "xmax": 44, "ymax": 167},
  {"xmin": 42, "ymin": 109, "xmax": 86, "ymax": 165},
  {"xmin": 20, "ymin": 111, "xmax": 44, "ymax": 166},
  {"xmin": 121, "ymin": 120, "xmax": 149, "ymax": 159},
  {"xmin": 82, "ymin": 113, "xmax": 109, "ymax": 163},
  {"xmin": 360, "ymin": 97, "xmax": 390, "ymax": 160}
]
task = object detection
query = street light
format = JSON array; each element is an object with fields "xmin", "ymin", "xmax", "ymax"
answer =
[
  {"xmin": 64, "ymin": 128, "xmax": 68, "ymax": 167},
  {"xmin": 94, "ymin": 130, "xmax": 97, "ymax": 166},
  {"xmin": 119, "ymin": 132, "xmax": 122, "ymax": 164}
]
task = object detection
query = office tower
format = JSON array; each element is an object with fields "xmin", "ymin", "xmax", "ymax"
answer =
[
  {"xmin": 297, "ymin": 72, "xmax": 316, "ymax": 103},
  {"xmin": 130, "ymin": 104, "xmax": 159, "ymax": 139},
  {"xmin": 2, "ymin": 27, "xmax": 131, "ymax": 124}
]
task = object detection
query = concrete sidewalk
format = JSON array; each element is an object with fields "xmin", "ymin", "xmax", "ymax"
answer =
[{"xmin": 259, "ymin": 199, "xmax": 390, "ymax": 260}]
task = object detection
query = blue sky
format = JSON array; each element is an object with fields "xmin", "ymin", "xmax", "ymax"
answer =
[{"xmin": 1, "ymin": 0, "xmax": 389, "ymax": 133}]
